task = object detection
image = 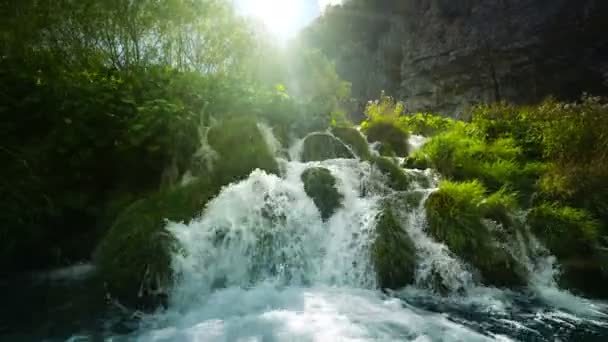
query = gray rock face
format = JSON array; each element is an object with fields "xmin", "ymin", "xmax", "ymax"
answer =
[{"xmin": 307, "ymin": 0, "xmax": 608, "ymax": 116}]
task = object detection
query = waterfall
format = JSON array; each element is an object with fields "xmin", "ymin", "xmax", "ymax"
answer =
[{"xmin": 110, "ymin": 132, "xmax": 608, "ymax": 341}]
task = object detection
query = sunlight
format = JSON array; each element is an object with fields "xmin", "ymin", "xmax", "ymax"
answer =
[{"xmin": 238, "ymin": 0, "xmax": 306, "ymax": 38}]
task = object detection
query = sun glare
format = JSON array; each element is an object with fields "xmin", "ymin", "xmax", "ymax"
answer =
[{"xmin": 238, "ymin": 0, "xmax": 306, "ymax": 38}]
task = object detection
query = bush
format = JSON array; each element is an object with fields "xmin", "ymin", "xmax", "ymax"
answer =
[
  {"xmin": 361, "ymin": 93, "xmax": 410, "ymax": 156},
  {"xmin": 398, "ymin": 112, "xmax": 455, "ymax": 136},
  {"xmin": 425, "ymin": 181, "xmax": 527, "ymax": 287},
  {"xmin": 527, "ymin": 204, "xmax": 600, "ymax": 259}
]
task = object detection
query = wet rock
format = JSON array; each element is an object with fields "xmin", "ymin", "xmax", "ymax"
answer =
[
  {"xmin": 301, "ymin": 167, "xmax": 343, "ymax": 220},
  {"xmin": 301, "ymin": 133, "xmax": 354, "ymax": 162},
  {"xmin": 371, "ymin": 206, "xmax": 418, "ymax": 289}
]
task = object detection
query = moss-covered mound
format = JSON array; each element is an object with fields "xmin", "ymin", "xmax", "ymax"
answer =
[
  {"xmin": 527, "ymin": 204, "xmax": 608, "ymax": 297},
  {"xmin": 208, "ymin": 116, "xmax": 280, "ymax": 185},
  {"xmin": 301, "ymin": 167, "xmax": 343, "ymax": 220},
  {"xmin": 371, "ymin": 206, "xmax": 418, "ymax": 289},
  {"xmin": 95, "ymin": 178, "xmax": 222, "ymax": 305},
  {"xmin": 331, "ymin": 126, "xmax": 371, "ymax": 160},
  {"xmin": 425, "ymin": 181, "xmax": 527, "ymax": 287},
  {"xmin": 301, "ymin": 132, "xmax": 354, "ymax": 162},
  {"xmin": 371, "ymin": 156, "xmax": 410, "ymax": 191},
  {"xmin": 364, "ymin": 121, "xmax": 410, "ymax": 157}
]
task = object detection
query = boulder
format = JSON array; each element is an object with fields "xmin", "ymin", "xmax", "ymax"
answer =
[
  {"xmin": 207, "ymin": 116, "xmax": 279, "ymax": 185},
  {"xmin": 301, "ymin": 167, "xmax": 343, "ymax": 220},
  {"xmin": 365, "ymin": 121, "xmax": 410, "ymax": 157},
  {"xmin": 425, "ymin": 182, "xmax": 528, "ymax": 287},
  {"xmin": 301, "ymin": 132, "xmax": 354, "ymax": 162},
  {"xmin": 331, "ymin": 126, "xmax": 372, "ymax": 160},
  {"xmin": 371, "ymin": 206, "xmax": 418, "ymax": 289},
  {"xmin": 371, "ymin": 156, "xmax": 410, "ymax": 191},
  {"xmin": 94, "ymin": 178, "xmax": 222, "ymax": 306}
]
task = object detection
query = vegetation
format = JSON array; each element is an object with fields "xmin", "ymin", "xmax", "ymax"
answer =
[
  {"xmin": 94, "ymin": 178, "xmax": 222, "ymax": 304},
  {"xmin": 301, "ymin": 133, "xmax": 354, "ymax": 162},
  {"xmin": 361, "ymin": 94, "xmax": 410, "ymax": 157},
  {"xmin": 1, "ymin": 0, "xmax": 352, "ymax": 274},
  {"xmin": 301, "ymin": 167, "xmax": 343, "ymax": 220},
  {"xmin": 371, "ymin": 206, "xmax": 417, "ymax": 289},
  {"xmin": 425, "ymin": 180, "xmax": 528, "ymax": 287},
  {"xmin": 331, "ymin": 126, "xmax": 372, "ymax": 160}
]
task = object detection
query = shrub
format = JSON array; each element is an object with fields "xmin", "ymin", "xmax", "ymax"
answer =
[
  {"xmin": 361, "ymin": 93, "xmax": 410, "ymax": 156},
  {"xmin": 425, "ymin": 180, "xmax": 527, "ymax": 287},
  {"xmin": 527, "ymin": 204, "xmax": 600, "ymax": 259},
  {"xmin": 398, "ymin": 112, "xmax": 455, "ymax": 136}
]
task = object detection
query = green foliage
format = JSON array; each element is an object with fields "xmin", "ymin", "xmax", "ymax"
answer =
[
  {"xmin": 425, "ymin": 180, "xmax": 527, "ymax": 287},
  {"xmin": 360, "ymin": 93, "xmax": 410, "ymax": 156},
  {"xmin": 207, "ymin": 116, "xmax": 280, "ymax": 185},
  {"xmin": 420, "ymin": 123, "xmax": 543, "ymax": 195},
  {"xmin": 371, "ymin": 206, "xmax": 417, "ymax": 289},
  {"xmin": 398, "ymin": 112, "xmax": 455, "ymax": 136},
  {"xmin": 527, "ymin": 204, "xmax": 600, "ymax": 259},
  {"xmin": 301, "ymin": 167, "xmax": 343, "ymax": 220},
  {"xmin": 95, "ymin": 178, "xmax": 223, "ymax": 304},
  {"xmin": 301, "ymin": 133, "xmax": 355, "ymax": 162},
  {"xmin": 371, "ymin": 156, "xmax": 411, "ymax": 191},
  {"xmin": 331, "ymin": 126, "xmax": 372, "ymax": 160}
]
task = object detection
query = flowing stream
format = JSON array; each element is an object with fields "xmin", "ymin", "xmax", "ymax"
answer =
[{"xmin": 2, "ymin": 133, "xmax": 607, "ymax": 341}]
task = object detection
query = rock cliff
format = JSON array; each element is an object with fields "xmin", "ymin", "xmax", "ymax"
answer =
[{"xmin": 304, "ymin": 0, "xmax": 608, "ymax": 116}]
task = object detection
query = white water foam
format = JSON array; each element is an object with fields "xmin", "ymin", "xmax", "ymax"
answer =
[{"xmin": 106, "ymin": 132, "xmax": 608, "ymax": 341}]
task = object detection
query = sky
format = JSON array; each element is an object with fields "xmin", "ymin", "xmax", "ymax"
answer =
[{"xmin": 235, "ymin": 0, "xmax": 344, "ymax": 39}]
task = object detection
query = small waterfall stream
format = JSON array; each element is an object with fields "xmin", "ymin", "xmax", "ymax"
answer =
[
  {"xmin": 117, "ymin": 133, "xmax": 608, "ymax": 341},
  {"xmin": 4, "ymin": 131, "xmax": 606, "ymax": 341}
]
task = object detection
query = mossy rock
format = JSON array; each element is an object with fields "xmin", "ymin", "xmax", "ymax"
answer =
[
  {"xmin": 371, "ymin": 207, "xmax": 417, "ymax": 289},
  {"xmin": 371, "ymin": 156, "xmax": 410, "ymax": 191},
  {"xmin": 331, "ymin": 126, "xmax": 371, "ymax": 160},
  {"xmin": 94, "ymin": 178, "xmax": 222, "ymax": 306},
  {"xmin": 425, "ymin": 182, "xmax": 527, "ymax": 287},
  {"xmin": 208, "ymin": 116, "xmax": 279, "ymax": 185},
  {"xmin": 301, "ymin": 132, "xmax": 354, "ymax": 162},
  {"xmin": 364, "ymin": 121, "xmax": 410, "ymax": 157},
  {"xmin": 403, "ymin": 156, "xmax": 429, "ymax": 170},
  {"xmin": 527, "ymin": 204, "xmax": 600, "ymax": 259},
  {"xmin": 301, "ymin": 167, "xmax": 343, "ymax": 220},
  {"xmin": 527, "ymin": 204, "xmax": 608, "ymax": 297}
]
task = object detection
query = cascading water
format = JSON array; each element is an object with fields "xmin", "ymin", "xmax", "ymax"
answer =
[
  {"xmin": 8, "ymin": 131, "xmax": 598, "ymax": 341},
  {"xmin": 98, "ymin": 131, "xmax": 605, "ymax": 342}
]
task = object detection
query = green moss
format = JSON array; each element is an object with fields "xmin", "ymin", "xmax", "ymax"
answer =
[
  {"xmin": 301, "ymin": 167, "xmax": 343, "ymax": 220},
  {"xmin": 94, "ymin": 178, "xmax": 222, "ymax": 305},
  {"xmin": 371, "ymin": 156, "xmax": 410, "ymax": 191},
  {"xmin": 331, "ymin": 126, "xmax": 371, "ymax": 160},
  {"xmin": 371, "ymin": 206, "xmax": 417, "ymax": 289},
  {"xmin": 528, "ymin": 204, "xmax": 608, "ymax": 298},
  {"xmin": 301, "ymin": 132, "xmax": 354, "ymax": 162},
  {"xmin": 364, "ymin": 120, "xmax": 410, "ymax": 157},
  {"xmin": 527, "ymin": 204, "xmax": 600, "ymax": 259},
  {"xmin": 208, "ymin": 116, "xmax": 279, "ymax": 185},
  {"xmin": 425, "ymin": 181, "xmax": 527, "ymax": 287}
]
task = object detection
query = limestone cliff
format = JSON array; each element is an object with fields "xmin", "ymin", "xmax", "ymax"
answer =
[{"xmin": 303, "ymin": 0, "xmax": 608, "ymax": 116}]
